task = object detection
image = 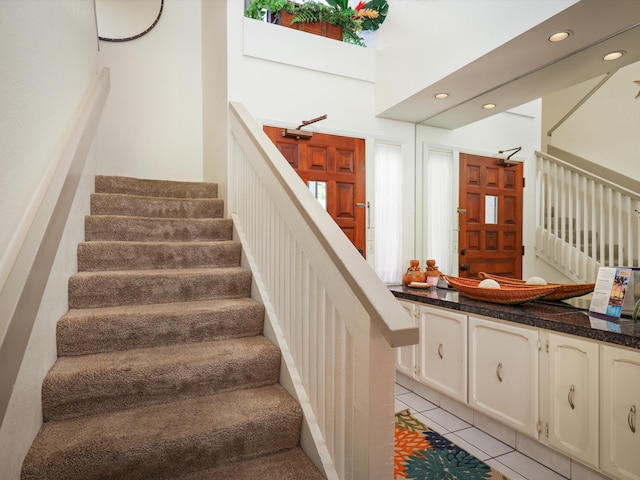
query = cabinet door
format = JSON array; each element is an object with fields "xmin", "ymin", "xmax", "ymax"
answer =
[
  {"xmin": 541, "ymin": 333, "xmax": 599, "ymax": 467},
  {"xmin": 416, "ymin": 305, "xmax": 467, "ymax": 403},
  {"xmin": 600, "ymin": 345, "xmax": 640, "ymax": 480},
  {"xmin": 396, "ymin": 300, "xmax": 417, "ymax": 379},
  {"xmin": 468, "ymin": 316, "xmax": 539, "ymax": 437}
]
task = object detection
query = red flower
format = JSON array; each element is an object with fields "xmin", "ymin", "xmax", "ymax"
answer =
[{"xmin": 355, "ymin": 1, "xmax": 366, "ymax": 11}]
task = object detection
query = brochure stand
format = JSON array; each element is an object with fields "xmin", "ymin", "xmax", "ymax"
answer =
[{"xmin": 589, "ymin": 267, "xmax": 640, "ymax": 332}]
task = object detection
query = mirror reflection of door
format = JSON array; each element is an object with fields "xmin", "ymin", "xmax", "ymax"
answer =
[
  {"xmin": 458, "ymin": 153, "xmax": 524, "ymax": 278},
  {"xmin": 263, "ymin": 126, "xmax": 366, "ymax": 257}
]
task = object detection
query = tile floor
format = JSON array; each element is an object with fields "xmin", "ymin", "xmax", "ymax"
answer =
[{"xmin": 394, "ymin": 382, "xmax": 609, "ymax": 480}]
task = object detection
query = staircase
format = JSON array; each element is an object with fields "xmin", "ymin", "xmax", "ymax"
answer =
[
  {"xmin": 535, "ymin": 152, "xmax": 640, "ymax": 283},
  {"xmin": 21, "ymin": 176, "xmax": 324, "ymax": 480}
]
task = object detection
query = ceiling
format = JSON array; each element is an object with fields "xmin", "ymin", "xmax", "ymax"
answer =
[{"xmin": 378, "ymin": 0, "xmax": 640, "ymax": 129}]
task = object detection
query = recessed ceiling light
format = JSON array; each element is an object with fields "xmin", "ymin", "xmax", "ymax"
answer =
[
  {"xmin": 549, "ymin": 31, "xmax": 571, "ymax": 42},
  {"xmin": 603, "ymin": 50, "xmax": 625, "ymax": 61},
  {"xmin": 434, "ymin": 93, "xmax": 449, "ymax": 99},
  {"xmin": 482, "ymin": 103, "xmax": 496, "ymax": 110}
]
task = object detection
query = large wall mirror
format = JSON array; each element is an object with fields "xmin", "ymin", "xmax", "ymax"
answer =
[{"xmin": 95, "ymin": 0, "xmax": 163, "ymax": 41}]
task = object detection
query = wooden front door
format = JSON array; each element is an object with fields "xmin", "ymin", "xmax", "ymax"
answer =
[
  {"xmin": 458, "ymin": 153, "xmax": 523, "ymax": 278},
  {"xmin": 263, "ymin": 126, "xmax": 366, "ymax": 257}
]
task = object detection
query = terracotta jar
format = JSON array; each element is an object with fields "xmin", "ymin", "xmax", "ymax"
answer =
[
  {"xmin": 425, "ymin": 259, "xmax": 441, "ymax": 286},
  {"xmin": 402, "ymin": 260, "xmax": 426, "ymax": 285}
]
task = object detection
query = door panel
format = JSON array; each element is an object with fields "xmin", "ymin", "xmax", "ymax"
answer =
[
  {"xmin": 263, "ymin": 126, "xmax": 366, "ymax": 257},
  {"xmin": 459, "ymin": 153, "xmax": 523, "ymax": 278}
]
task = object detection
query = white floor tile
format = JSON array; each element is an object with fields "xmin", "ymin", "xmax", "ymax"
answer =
[
  {"xmin": 516, "ymin": 431, "xmax": 571, "ymax": 478},
  {"xmin": 443, "ymin": 432, "xmax": 491, "ymax": 461},
  {"xmin": 473, "ymin": 410, "xmax": 517, "ymax": 448},
  {"xmin": 440, "ymin": 394, "xmax": 474, "ymax": 424},
  {"xmin": 395, "ymin": 383, "xmax": 410, "ymax": 395},
  {"xmin": 421, "ymin": 407, "xmax": 471, "ymax": 432},
  {"xmin": 494, "ymin": 451, "xmax": 567, "ymax": 480},
  {"xmin": 413, "ymin": 411, "xmax": 450, "ymax": 435},
  {"xmin": 485, "ymin": 459, "xmax": 528, "ymax": 480},
  {"xmin": 411, "ymin": 381, "xmax": 441, "ymax": 405},
  {"xmin": 454, "ymin": 426, "xmax": 514, "ymax": 458},
  {"xmin": 395, "ymin": 391, "xmax": 438, "ymax": 413},
  {"xmin": 395, "ymin": 398, "xmax": 410, "ymax": 413}
]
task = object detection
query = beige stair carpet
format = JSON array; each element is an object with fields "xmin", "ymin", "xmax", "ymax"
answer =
[{"xmin": 21, "ymin": 175, "xmax": 324, "ymax": 480}]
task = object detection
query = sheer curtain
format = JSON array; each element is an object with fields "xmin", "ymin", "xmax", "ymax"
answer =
[
  {"xmin": 374, "ymin": 143, "xmax": 402, "ymax": 283},
  {"xmin": 425, "ymin": 149, "xmax": 454, "ymax": 276}
]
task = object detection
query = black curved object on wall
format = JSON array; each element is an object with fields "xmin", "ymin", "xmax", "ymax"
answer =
[{"xmin": 98, "ymin": 0, "xmax": 164, "ymax": 43}]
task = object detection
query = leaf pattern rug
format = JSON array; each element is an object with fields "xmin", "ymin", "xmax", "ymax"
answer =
[{"xmin": 395, "ymin": 409, "xmax": 509, "ymax": 480}]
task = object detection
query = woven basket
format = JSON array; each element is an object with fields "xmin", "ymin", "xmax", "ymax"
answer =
[
  {"xmin": 444, "ymin": 276, "xmax": 559, "ymax": 305},
  {"xmin": 477, "ymin": 272, "xmax": 595, "ymax": 301}
]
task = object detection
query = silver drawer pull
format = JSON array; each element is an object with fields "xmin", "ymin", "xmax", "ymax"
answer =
[
  {"xmin": 629, "ymin": 405, "xmax": 637, "ymax": 433},
  {"xmin": 568, "ymin": 385, "xmax": 575, "ymax": 410},
  {"xmin": 438, "ymin": 343, "xmax": 443, "ymax": 359},
  {"xmin": 496, "ymin": 362, "xmax": 503, "ymax": 382}
]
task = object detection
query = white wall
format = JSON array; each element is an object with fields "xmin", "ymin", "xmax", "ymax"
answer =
[
  {"xmin": 94, "ymin": 0, "xmax": 203, "ymax": 181},
  {"xmin": 543, "ymin": 61, "xmax": 640, "ymax": 182},
  {"xmin": 0, "ymin": 1, "xmax": 100, "ymax": 478},
  {"xmin": 0, "ymin": 0, "xmax": 98, "ymax": 289}
]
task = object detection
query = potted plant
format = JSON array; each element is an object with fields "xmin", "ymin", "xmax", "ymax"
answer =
[{"xmin": 244, "ymin": 0, "xmax": 389, "ymax": 46}]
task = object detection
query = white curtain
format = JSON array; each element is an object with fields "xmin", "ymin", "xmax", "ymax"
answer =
[
  {"xmin": 425, "ymin": 149, "xmax": 454, "ymax": 275},
  {"xmin": 374, "ymin": 143, "xmax": 402, "ymax": 283}
]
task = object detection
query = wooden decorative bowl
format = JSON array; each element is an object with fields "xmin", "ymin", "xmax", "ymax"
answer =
[
  {"xmin": 444, "ymin": 276, "xmax": 559, "ymax": 305},
  {"xmin": 477, "ymin": 273, "xmax": 595, "ymax": 301}
]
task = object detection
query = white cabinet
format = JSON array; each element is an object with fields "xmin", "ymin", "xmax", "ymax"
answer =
[
  {"xmin": 416, "ymin": 305, "xmax": 467, "ymax": 403},
  {"xmin": 600, "ymin": 345, "xmax": 640, "ymax": 480},
  {"xmin": 540, "ymin": 332, "xmax": 599, "ymax": 468},
  {"xmin": 396, "ymin": 300, "xmax": 417, "ymax": 378},
  {"xmin": 468, "ymin": 315, "xmax": 539, "ymax": 437}
]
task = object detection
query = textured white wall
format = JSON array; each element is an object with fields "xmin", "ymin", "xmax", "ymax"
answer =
[
  {"xmin": 0, "ymin": 2, "xmax": 99, "ymax": 478},
  {"xmin": 0, "ymin": 0, "xmax": 98, "ymax": 285},
  {"xmin": 94, "ymin": 0, "xmax": 203, "ymax": 181}
]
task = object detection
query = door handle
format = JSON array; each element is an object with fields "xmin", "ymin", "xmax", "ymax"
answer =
[
  {"xmin": 568, "ymin": 385, "xmax": 575, "ymax": 410},
  {"xmin": 355, "ymin": 202, "xmax": 368, "ymax": 209},
  {"xmin": 460, "ymin": 264, "xmax": 469, "ymax": 271},
  {"xmin": 460, "ymin": 249, "xmax": 466, "ymax": 256},
  {"xmin": 457, "ymin": 208, "xmax": 467, "ymax": 214}
]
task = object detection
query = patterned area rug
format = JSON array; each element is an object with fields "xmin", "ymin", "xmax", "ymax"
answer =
[{"xmin": 395, "ymin": 409, "xmax": 509, "ymax": 479}]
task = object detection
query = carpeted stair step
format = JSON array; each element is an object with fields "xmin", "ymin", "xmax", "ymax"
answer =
[
  {"xmin": 91, "ymin": 193, "xmax": 224, "ymax": 219},
  {"xmin": 68, "ymin": 267, "xmax": 252, "ymax": 309},
  {"xmin": 57, "ymin": 298, "xmax": 265, "ymax": 356},
  {"xmin": 77, "ymin": 240, "xmax": 242, "ymax": 271},
  {"xmin": 22, "ymin": 384, "xmax": 303, "ymax": 480},
  {"xmin": 173, "ymin": 447, "xmax": 325, "ymax": 480},
  {"xmin": 84, "ymin": 215, "xmax": 233, "ymax": 242},
  {"xmin": 43, "ymin": 335, "xmax": 281, "ymax": 421},
  {"xmin": 95, "ymin": 175, "xmax": 218, "ymax": 199}
]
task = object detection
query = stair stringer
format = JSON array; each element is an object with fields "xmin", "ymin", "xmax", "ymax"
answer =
[{"xmin": 233, "ymin": 217, "xmax": 338, "ymax": 480}]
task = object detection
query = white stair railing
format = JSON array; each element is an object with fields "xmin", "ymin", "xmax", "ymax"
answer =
[
  {"xmin": 228, "ymin": 102, "xmax": 418, "ymax": 480},
  {"xmin": 535, "ymin": 151, "xmax": 640, "ymax": 283}
]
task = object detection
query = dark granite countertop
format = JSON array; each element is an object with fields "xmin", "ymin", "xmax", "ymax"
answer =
[{"xmin": 389, "ymin": 285, "xmax": 640, "ymax": 350}]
